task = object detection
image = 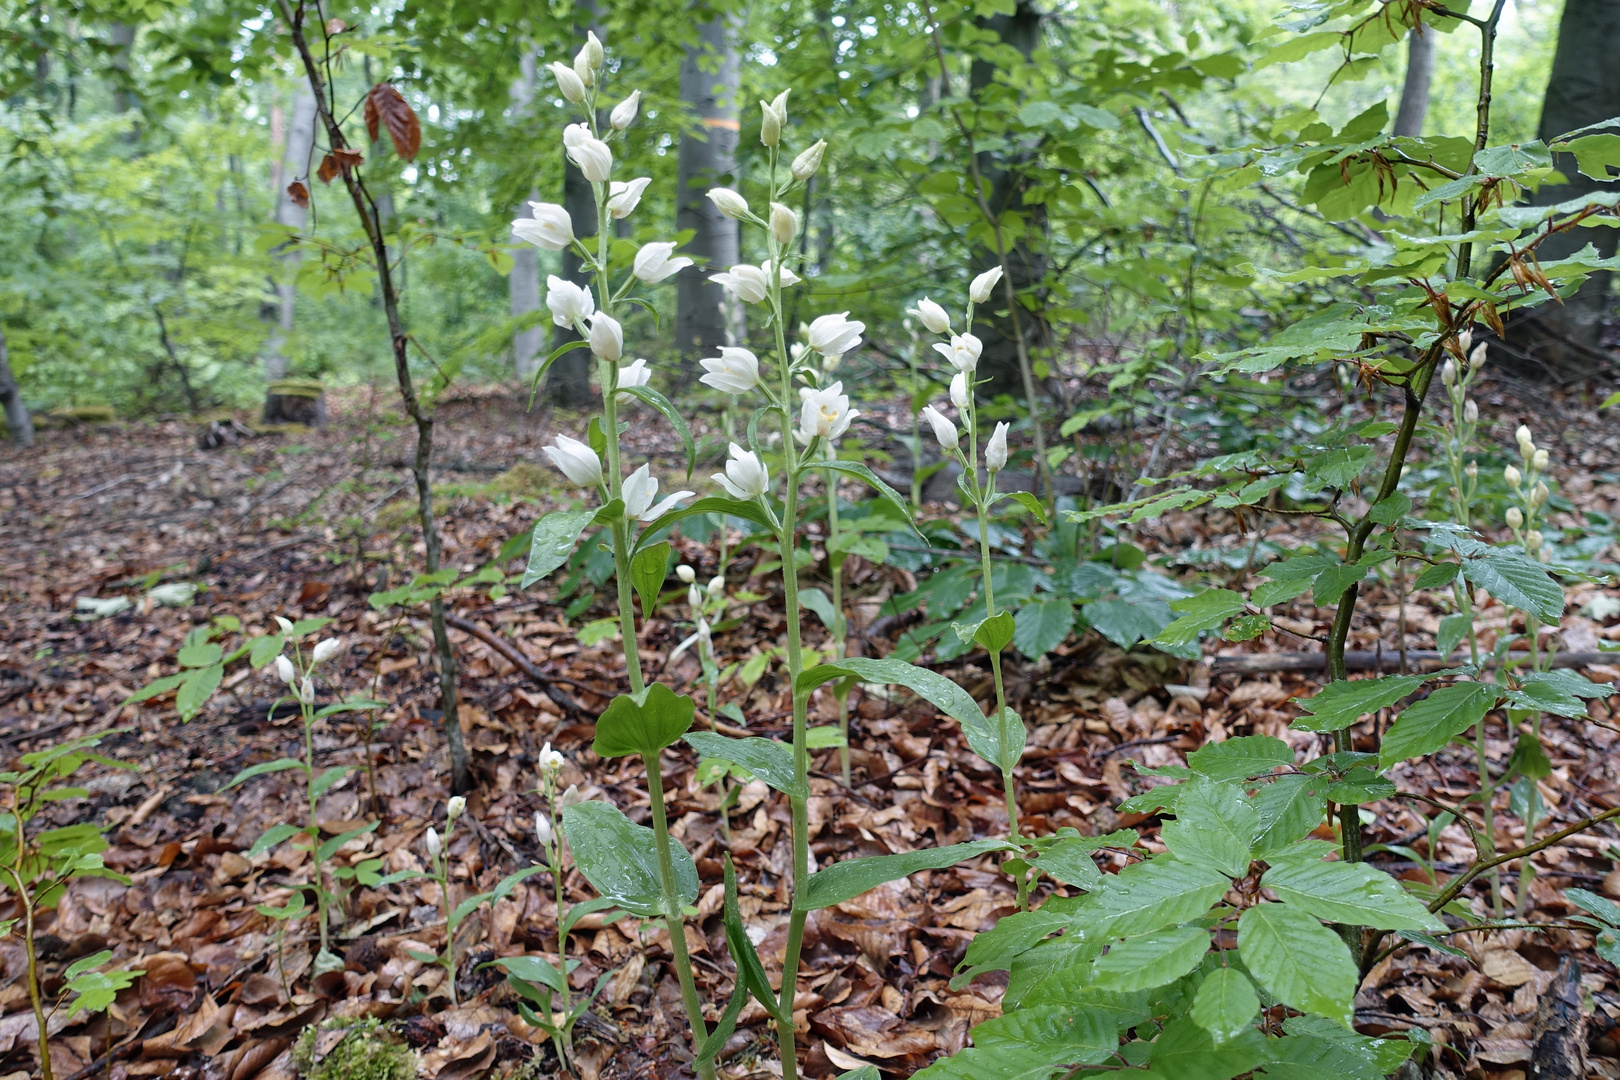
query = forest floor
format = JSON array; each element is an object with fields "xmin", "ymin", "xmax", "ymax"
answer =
[{"xmin": 4, "ymin": 382, "xmax": 1620, "ymax": 1080}]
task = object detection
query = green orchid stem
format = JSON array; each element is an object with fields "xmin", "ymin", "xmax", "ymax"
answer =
[
  {"xmin": 547, "ymin": 780, "xmax": 574, "ymax": 1066},
  {"xmin": 642, "ymin": 751, "xmax": 717, "ymax": 1080},
  {"xmin": 297, "ymin": 677, "xmax": 332, "ymax": 961},
  {"xmin": 825, "ymin": 459, "xmax": 852, "ymax": 786},
  {"xmin": 977, "ymin": 499, "xmax": 1025, "ymax": 910}
]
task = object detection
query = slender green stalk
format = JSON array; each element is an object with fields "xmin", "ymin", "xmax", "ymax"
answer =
[
  {"xmin": 545, "ymin": 779, "xmax": 574, "ymax": 1065},
  {"xmin": 642, "ymin": 753, "xmax": 716, "ymax": 1080},
  {"xmin": 825, "ymin": 453, "xmax": 852, "ymax": 785}
]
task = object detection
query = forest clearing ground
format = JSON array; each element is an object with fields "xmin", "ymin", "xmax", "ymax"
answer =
[{"xmin": 3, "ymin": 384, "xmax": 1620, "ymax": 1079}]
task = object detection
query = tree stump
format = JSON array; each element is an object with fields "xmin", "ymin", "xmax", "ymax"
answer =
[
  {"xmin": 1531, "ymin": 955, "xmax": 1587, "ymax": 1079},
  {"xmin": 262, "ymin": 378, "xmax": 328, "ymax": 428}
]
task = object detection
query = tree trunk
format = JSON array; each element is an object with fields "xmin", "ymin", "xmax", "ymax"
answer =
[
  {"xmin": 109, "ymin": 23, "xmax": 136, "ymax": 117},
  {"xmin": 277, "ymin": 0, "xmax": 471, "ymax": 795},
  {"xmin": 1512, "ymin": 0, "xmax": 1620, "ymax": 381},
  {"xmin": 0, "ymin": 326, "xmax": 34, "ymax": 448},
  {"xmin": 509, "ymin": 51, "xmax": 545, "ymax": 383},
  {"xmin": 1393, "ymin": 25, "xmax": 1435, "ymax": 137},
  {"xmin": 676, "ymin": 12, "xmax": 741, "ymax": 364},
  {"xmin": 967, "ymin": 0, "xmax": 1047, "ymax": 398},
  {"xmin": 264, "ymin": 87, "xmax": 316, "ymax": 383}
]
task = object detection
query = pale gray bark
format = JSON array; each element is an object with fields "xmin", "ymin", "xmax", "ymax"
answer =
[
  {"xmin": 510, "ymin": 51, "xmax": 544, "ymax": 381},
  {"xmin": 1393, "ymin": 25, "xmax": 1435, "ymax": 137},
  {"xmin": 0, "ymin": 326, "xmax": 33, "ymax": 447},
  {"xmin": 264, "ymin": 87, "xmax": 316, "ymax": 382},
  {"xmin": 676, "ymin": 14, "xmax": 741, "ymax": 362},
  {"xmin": 1515, "ymin": 0, "xmax": 1620, "ymax": 380}
]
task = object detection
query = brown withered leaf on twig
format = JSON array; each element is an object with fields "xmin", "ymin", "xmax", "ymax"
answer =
[
  {"xmin": 325, "ymin": 17, "xmax": 346, "ymax": 34},
  {"xmin": 286, "ymin": 180, "xmax": 309, "ymax": 207},
  {"xmin": 316, "ymin": 153, "xmax": 339, "ymax": 185},
  {"xmin": 364, "ymin": 83, "xmax": 421, "ymax": 161}
]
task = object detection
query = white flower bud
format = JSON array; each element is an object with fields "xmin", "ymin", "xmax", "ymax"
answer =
[
  {"xmin": 688, "ymin": 583, "xmax": 703, "ymax": 608},
  {"xmin": 1516, "ymin": 424, "xmax": 1534, "ymax": 455},
  {"xmin": 1525, "ymin": 529, "xmax": 1544, "ymax": 553},
  {"xmin": 769, "ymin": 202, "xmax": 798, "ymax": 245},
  {"xmin": 1457, "ymin": 329, "xmax": 1472, "ymax": 356},
  {"xmin": 1465, "ymin": 461, "xmax": 1478, "ymax": 479},
  {"xmin": 907, "ymin": 298, "xmax": 951, "ymax": 335},
  {"xmin": 1531, "ymin": 481, "xmax": 1549, "ymax": 508},
  {"xmin": 543, "ymin": 434, "xmax": 605, "ymax": 487},
  {"xmin": 425, "ymin": 826, "xmax": 441, "ymax": 860},
  {"xmin": 611, "ymin": 89, "xmax": 641, "ymax": 131},
  {"xmin": 707, "ymin": 575, "xmax": 725, "ymax": 598},
  {"xmin": 587, "ymin": 312, "xmax": 623, "ymax": 361},
  {"xmin": 446, "ymin": 795, "xmax": 466, "ymax": 823},
  {"xmin": 985, "ymin": 422, "xmax": 1010, "ymax": 472},
  {"xmin": 950, "ymin": 372, "xmax": 970, "ymax": 411},
  {"xmin": 760, "ymin": 90, "xmax": 789, "ymax": 147},
  {"xmin": 713, "ymin": 443, "xmax": 770, "ymax": 499},
  {"xmin": 1441, "ymin": 358, "xmax": 1457, "ymax": 387},
  {"xmin": 1464, "ymin": 399, "xmax": 1478, "ymax": 424},
  {"xmin": 311, "ymin": 638, "xmax": 340, "ymax": 665},
  {"xmin": 676, "ymin": 564, "xmax": 696, "ymax": 584},
  {"xmin": 1540, "ymin": 547, "xmax": 1552, "ymax": 563},
  {"xmin": 548, "ymin": 61, "xmax": 584, "ymax": 103},
  {"xmin": 513, "ymin": 202, "xmax": 575, "ymax": 251},
  {"xmin": 806, "ymin": 312, "xmax": 865, "ymax": 358},
  {"xmin": 921, "ymin": 404, "xmax": 959, "ymax": 450},
  {"xmin": 790, "ymin": 139, "xmax": 827, "ymax": 181},
  {"xmin": 535, "ymin": 812, "xmax": 553, "ymax": 848},
  {"xmin": 557, "ymin": 784, "xmax": 584, "ymax": 810},
  {"xmin": 707, "ymin": 187, "xmax": 751, "ymax": 220},
  {"xmin": 582, "ymin": 31, "xmax": 604, "ymax": 72},
  {"xmin": 1469, "ymin": 342, "xmax": 1488, "ymax": 369},
  {"xmin": 275, "ymin": 654, "xmax": 296, "ymax": 685},
  {"xmin": 298, "ymin": 676, "xmax": 315, "ymax": 704},
  {"xmin": 1503, "ymin": 464, "xmax": 1522, "ymax": 488},
  {"xmin": 1532, "ymin": 448, "xmax": 1549, "ymax": 472},
  {"xmin": 969, "ymin": 266, "xmax": 1003, "ymax": 304},
  {"xmin": 572, "ymin": 51, "xmax": 594, "ymax": 89},
  {"xmin": 566, "ymin": 129, "xmax": 613, "ymax": 183},
  {"xmin": 275, "ymin": 616, "xmax": 295, "ymax": 635},
  {"xmin": 1506, "ymin": 507, "xmax": 1524, "ymax": 529}
]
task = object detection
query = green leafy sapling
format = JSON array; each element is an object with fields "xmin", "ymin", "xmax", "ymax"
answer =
[
  {"xmin": 222, "ymin": 617, "xmax": 382, "ymax": 977},
  {"xmin": 0, "ymin": 735, "xmax": 137, "ymax": 1080}
]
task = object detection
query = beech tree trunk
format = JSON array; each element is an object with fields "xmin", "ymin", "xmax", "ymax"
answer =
[
  {"xmin": 1393, "ymin": 25, "xmax": 1434, "ymax": 137},
  {"xmin": 676, "ymin": 13, "xmax": 741, "ymax": 364},
  {"xmin": 509, "ymin": 51, "xmax": 544, "ymax": 383},
  {"xmin": 0, "ymin": 326, "xmax": 34, "ymax": 448},
  {"xmin": 1513, "ymin": 0, "xmax": 1620, "ymax": 380},
  {"xmin": 264, "ymin": 87, "xmax": 316, "ymax": 382},
  {"xmin": 968, "ymin": 0, "xmax": 1046, "ymax": 398}
]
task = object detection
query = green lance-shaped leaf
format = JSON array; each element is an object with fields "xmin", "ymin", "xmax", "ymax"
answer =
[
  {"xmin": 1159, "ymin": 777, "xmax": 1257, "ymax": 880},
  {"xmin": 799, "ymin": 656, "xmax": 1011, "ymax": 767},
  {"xmin": 561, "ymin": 800, "xmax": 698, "ymax": 919},
  {"xmin": 1260, "ymin": 858, "xmax": 1443, "ymax": 932},
  {"xmin": 487, "ymin": 954, "xmax": 569, "ymax": 995},
  {"xmin": 634, "ymin": 496, "xmax": 778, "ymax": 554},
  {"xmin": 684, "ymin": 732, "xmax": 805, "ymax": 799},
  {"xmin": 1379, "ymin": 681, "xmax": 1500, "ymax": 769},
  {"xmin": 1091, "ymin": 925, "xmax": 1211, "ymax": 992},
  {"xmin": 593, "ymin": 684, "xmax": 696, "ymax": 759},
  {"xmin": 246, "ymin": 822, "xmax": 307, "ymax": 858},
  {"xmin": 618, "ymin": 385, "xmax": 696, "ymax": 480},
  {"xmin": 819, "ymin": 459, "xmax": 918, "ymax": 532},
  {"xmin": 723, "ymin": 854, "xmax": 788, "ymax": 1022},
  {"xmin": 220, "ymin": 757, "xmax": 307, "ymax": 790},
  {"xmin": 798, "ymin": 839, "xmax": 1013, "ymax": 912},
  {"xmin": 1291, "ymin": 675, "xmax": 1425, "ymax": 734},
  {"xmin": 522, "ymin": 509, "xmax": 598, "ymax": 588},
  {"xmin": 1237, "ymin": 902, "xmax": 1356, "ymax": 1026},
  {"xmin": 1000, "ymin": 490, "xmax": 1049, "ymax": 525},
  {"xmin": 1191, "ymin": 966, "xmax": 1260, "ymax": 1045},
  {"xmin": 630, "ymin": 540, "xmax": 670, "ymax": 618}
]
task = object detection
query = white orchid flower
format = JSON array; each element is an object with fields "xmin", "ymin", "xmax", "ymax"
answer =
[
  {"xmin": 622, "ymin": 463, "xmax": 695, "ymax": 522},
  {"xmin": 633, "ymin": 242, "xmax": 693, "ymax": 284},
  {"xmin": 607, "ymin": 177, "xmax": 651, "ymax": 219},
  {"xmin": 544, "ymin": 434, "xmax": 604, "ymax": 487},
  {"xmin": 545, "ymin": 275, "xmax": 594, "ymax": 327},
  {"xmin": 713, "ymin": 443, "xmax": 770, "ymax": 499},
  {"xmin": 797, "ymin": 382, "xmax": 857, "ymax": 443},
  {"xmin": 806, "ymin": 312, "xmax": 864, "ymax": 357},
  {"xmin": 513, "ymin": 203, "xmax": 574, "ymax": 251},
  {"xmin": 699, "ymin": 347, "xmax": 760, "ymax": 395},
  {"xmin": 920, "ymin": 404, "xmax": 958, "ymax": 450}
]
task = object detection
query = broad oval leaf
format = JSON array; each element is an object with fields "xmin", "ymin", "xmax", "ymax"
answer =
[
  {"xmin": 593, "ymin": 684, "xmax": 696, "ymax": 759},
  {"xmin": 684, "ymin": 732, "xmax": 805, "ymax": 798},
  {"xmin": 1379, "ymin": 681, "xmax": 1500, "ymax": 769},
  {"xmin": 1013, "ymin": 599, "xmax": 1075, "ymax": 659},
  {"xmin": 1291, "ymin": 675, "xmax": 1424, "ymax": 734},
  {"xmin": 1261, "ymin": 857, "xmax": 1443, "ymax": 932},
  {"xmin": 521, "ymin": 509, "xmax": 597, "ymax": 588},
  {"xmin": 1191, "ymin": 966, "xmax": 1260, "ymax": 1044},
  {"xmin": 1237, "ymin": 902, "xmax": 1356, "ymax": 1026},
  {"xmin": 1091, "ymin": 925, "xmax": 1210, "ymax": 992},
  {"xmin": 1089, "ymin": 858, "xmax": 1231, "ymax": 937},
  {"xmin": 1160, "ymin": 777, "xmax": 1257, "ymax": 879}
]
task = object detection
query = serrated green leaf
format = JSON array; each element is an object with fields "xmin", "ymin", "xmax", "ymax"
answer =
[
  {"xmin": 1379, "ymin": 681, "xmax": 1500, "ymax": 768},
  {"xmin": 969, "ymin": 1001, "xmax": 1116, "ymax": 1062},
  {"xmin": 1161, "ymin": 777, "xmax": 1257, "ymax": 879},
  {"xmin": 1142, "ymin": 1017, "xmax": 1267, "ymax": 1080},
  {"xmin": 1291, "ymin": 675, "xmax": 1424, "ymax": 734},
  {"xmin": 1238, "ymin": 903, "xmax": 1356, "ymax": 1026},
  {"xmin": 1461, "ymin": 550, "xmax": 1564, "ymax": 624},
  {"xmin": 1090, "ymin": 858, "xmax": 1231, "ymax": 937},
  {"xmin": 1186, "ymin": 735, "xmax": 1293, "ymax": 782},
  {"xmin": 1261, "ymin": 858, "xmax": 1443, "ymax": 931},
  {"xmin": 1251, "ymin": 775, "xmax": 1328, "ymax": 857},
  {"xmin": 1192, "ymin": 966, "xmax": 1260, "ymax": 1044},
  {"xmin": 1092, "ymin": 925, "xmax": 1210, "ymax": 992},
  {"xmin": 1013, "ymin": 600, "xmax": 1075, "ymax": 659},
  {"xmin": 1154, "ymin": 589, "xmax": 1245, "ymax": 648}
]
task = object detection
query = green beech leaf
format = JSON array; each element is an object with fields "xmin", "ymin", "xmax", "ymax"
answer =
[
  {"xmin": 1142, "ymin": 1016, "xmax": 1267, "ymax": 1078},
  {"xmin": 1237, "ymin": 903, "xmax": 1356, "ymax": 1026},
  {"xmin": 799, "ymin": 839, "xmax": 1012, "ymax": 911},
  {"xmin": 619, "ymin": 385, "xmax": 696, "ymax": 479},
  {"xmin": 1261, "ymin": 858, "xmax": 1443, "ymax": 931},
  {"xmin": 1291, "ymin": 675, "xmax": 1424, "ymax": 734},
  {"xmin": 964, "ymin": 1002, "xmax": 1115, "ymax": 1063},
  {"xmin": 1090, "ymin": 858, "xmax": 1231, "ymax": 937},
  {"xmin": 176, "ymin": 664, "xmax": 223, "ymax": 721},
  {"xmin": 1160, "ymin": 777, "xmax": 1257, "ymax": 879},
  {"xmin": 631, "ymin": 541, "xmax": 670, "ymax": 617},
  {"xmin": 1379, "ymin": 681, "xmax": 1500, "ymax": 768},
  {"xmin": 684, "ymin": 732, "xmax": 804, "ymax": 798},
  {"xmin": 1251, "ymin": 775, "xmax": 1328, "ymax": 857},
  {"xmin": 1186, "ymin": 735, "xmax": 1293, "ymax": 782},
  {"xmin": 1091, "ymin": 925, "xmax": 1210, "ymax": 992},
  {"xmin": 1012, "ymin": 599, "xmax": 1075, "ymax": 659},
  {"xmin": 1461, "ymin": 550, "xmax": 1565, "ymax": 624},
  {"xmin": 593, "ymin": 684, "xmax": 696, "ymax": 758},
  {"xmin": 1191, "ymin": 966, "xmax": 1260, "ymax": 1044},
  {"xmin": 522, "ymin": 509, "xmax": 597, "ymax": 588},
  {"xmin": 907, "ymin": 1044, "xmax": 1075, "ymax": 1080},
  {"xmin": 1153, "ymin": 588, "xmax": 1245, "ymax": 648},
  {"xmin": 562, "ymin": 800, "xmax": 698, "ymax": 918},
  {"xmin": 1413, "ymin": 562, "xmax": 1458, "ymax": 590}
]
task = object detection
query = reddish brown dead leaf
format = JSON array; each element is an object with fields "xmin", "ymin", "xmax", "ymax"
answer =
[
  {"xmin": 286, "ymin": 180, "xmax": 309, "ymax": 208},
  {"xmin": 364, "ymin": 83, "xmax": 421, "ymax": 161},
  {"xmin": 324, "ymin": 17, "xmax": 347, "ymax": 34},
  {"xmin": 316, "ymin": 153, "xmax": 339, "ymax": 185}
]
